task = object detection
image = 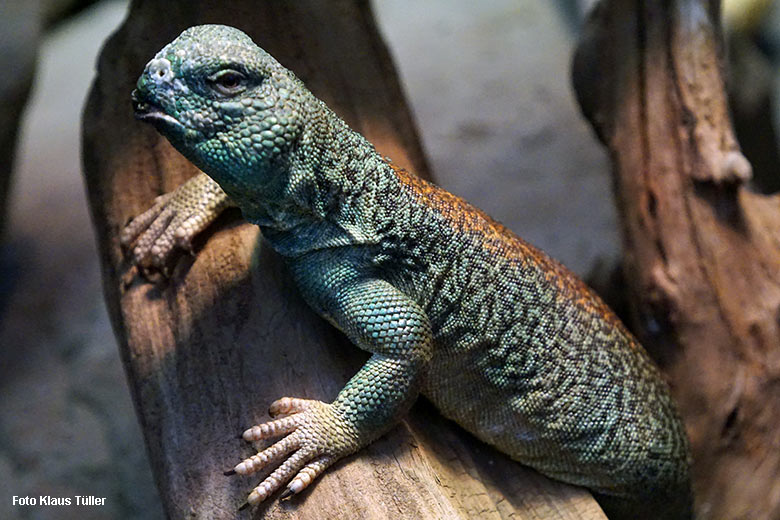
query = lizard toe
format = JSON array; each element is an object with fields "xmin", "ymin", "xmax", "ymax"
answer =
[
  {"xmin": 234, "ymin": 434, "xmax": 300, "ymax": 476},
  {"xmin": 131, "ymin": 207, "xmax": 174, "ymax": 267},
  {"xmin": 269, "ymin": 397, "xmax": 319, "ymax": 418},
  {"xmin": 242, "ymin": 414, "xmax": 299, "ymax": 442},
  {"xmin": 284, "ymin": 456, "xmax": 335, "ymax": 497},
  {"xmin": 120, "ymin": 194, "xmax": 170, "ymax": 250},
  {"xmin": 236, "ymin": 399, "xmax": 361, "ymax": 507},
  {"xmin": 246, "ymin": 448, "xmax": 315, "ymax": 505}
]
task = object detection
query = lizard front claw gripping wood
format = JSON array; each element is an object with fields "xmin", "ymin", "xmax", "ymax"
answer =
[{"xmin": 125, "ymin": 25, "xmax": 692, "ymax": 519}]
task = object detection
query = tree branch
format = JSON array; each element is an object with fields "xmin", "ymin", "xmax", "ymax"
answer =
[{"xmin": 573, "ymin": 1, "xmax": 780, "ymax": 517}]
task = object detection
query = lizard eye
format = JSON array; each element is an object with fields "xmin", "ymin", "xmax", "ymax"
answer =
[{"xmin": 208, "ymin": 69, "xmax": 247, "ymax": 96}]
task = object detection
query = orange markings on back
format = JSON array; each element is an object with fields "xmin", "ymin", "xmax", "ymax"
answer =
[{"xmin": 385, "ymin": 160, "xmax": 626, "ymax": 332}]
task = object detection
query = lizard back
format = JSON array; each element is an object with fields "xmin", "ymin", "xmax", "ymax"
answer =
[{"xmin": 369, "ymin": 161, "xmax": 690, "ymax": 504}]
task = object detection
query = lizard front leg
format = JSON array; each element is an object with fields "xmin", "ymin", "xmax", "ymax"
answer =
[
  {"xmin": 120, "ymin": 172, "xmax": 235, "ymax": 270},
  {"xmin": 229, "ymin": 276, "xmax": 433, "ymax": 505}
]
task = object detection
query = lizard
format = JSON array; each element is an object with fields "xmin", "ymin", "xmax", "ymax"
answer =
[{"xmin": 124, "ymin": 24, "xmax": 692, "ymax": 518}]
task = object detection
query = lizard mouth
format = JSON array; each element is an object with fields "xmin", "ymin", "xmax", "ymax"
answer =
[{"xmin": 131, "ymin": 89, "xmax": 184, "ymax": 130}]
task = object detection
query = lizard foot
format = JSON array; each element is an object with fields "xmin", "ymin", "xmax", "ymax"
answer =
[
  {"xmin": 230, "ymin": 397, "xmax": 359, "ymax": 506},
  {"xmin": 120, "ymin": 173, "xmax": 232, "ymax": 273}
]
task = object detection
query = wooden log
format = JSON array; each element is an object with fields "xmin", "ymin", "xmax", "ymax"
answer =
[
  {"xmin": 82, "ymin": 1, "xmax": 606, "ymax": 518},
  {"xmin": 573, "ymin": 1, "xmax": 780, "ymax": 518}
]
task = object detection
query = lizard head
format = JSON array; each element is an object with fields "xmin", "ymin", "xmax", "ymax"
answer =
[{"xmin": 132, "ymin": 25, "xmax": 306, "ymax": 182}]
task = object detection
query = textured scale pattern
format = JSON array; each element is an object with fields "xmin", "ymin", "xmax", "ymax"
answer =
[
  {"xmin": 125, "ymin": 25, "xmax": 692, "ymax": 517},
  {"xmin": 120, "ymin": 173, "xmax": 233, "ymax": 269}
]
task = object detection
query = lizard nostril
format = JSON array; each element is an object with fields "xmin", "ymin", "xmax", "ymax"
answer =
[{"xmin": 147, "ymin": 57, "xmax": 172, "ymax": 83}]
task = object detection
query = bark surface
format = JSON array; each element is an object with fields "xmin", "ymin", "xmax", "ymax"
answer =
[{"xmin": 573, "ymin": 1, "xmax": 780, "ymax": 518}]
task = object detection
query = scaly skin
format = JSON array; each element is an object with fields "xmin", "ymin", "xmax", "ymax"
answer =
[
  {"xmin": 125, "ymin": 25, "xmax": 691, "ymax": 517},
  {"xmin": 121, "ymin": 173, "xmax": 233, "ymax": 271}
]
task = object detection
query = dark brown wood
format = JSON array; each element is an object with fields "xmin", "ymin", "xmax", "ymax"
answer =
[
  {"xmin": 573, "ymin": 1, "xmax": 780, "ymax": 518},
  {"xmin": 82, "ymin": 1, "xmax": 606, "ymax": 518}
]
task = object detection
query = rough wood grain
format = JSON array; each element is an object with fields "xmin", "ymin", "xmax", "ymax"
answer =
[
  {"xmin": 573, "ymin": 1, "xmax": 780, "ymax": 518},
  {"xmin": 82, "ymin": 1, "xmax": 606, "ymax": 518}
]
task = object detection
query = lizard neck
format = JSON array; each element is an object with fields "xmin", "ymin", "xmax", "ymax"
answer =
[{"xmin": 241, "ymin": 99, "xmax": 398, "ymax": 257}]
